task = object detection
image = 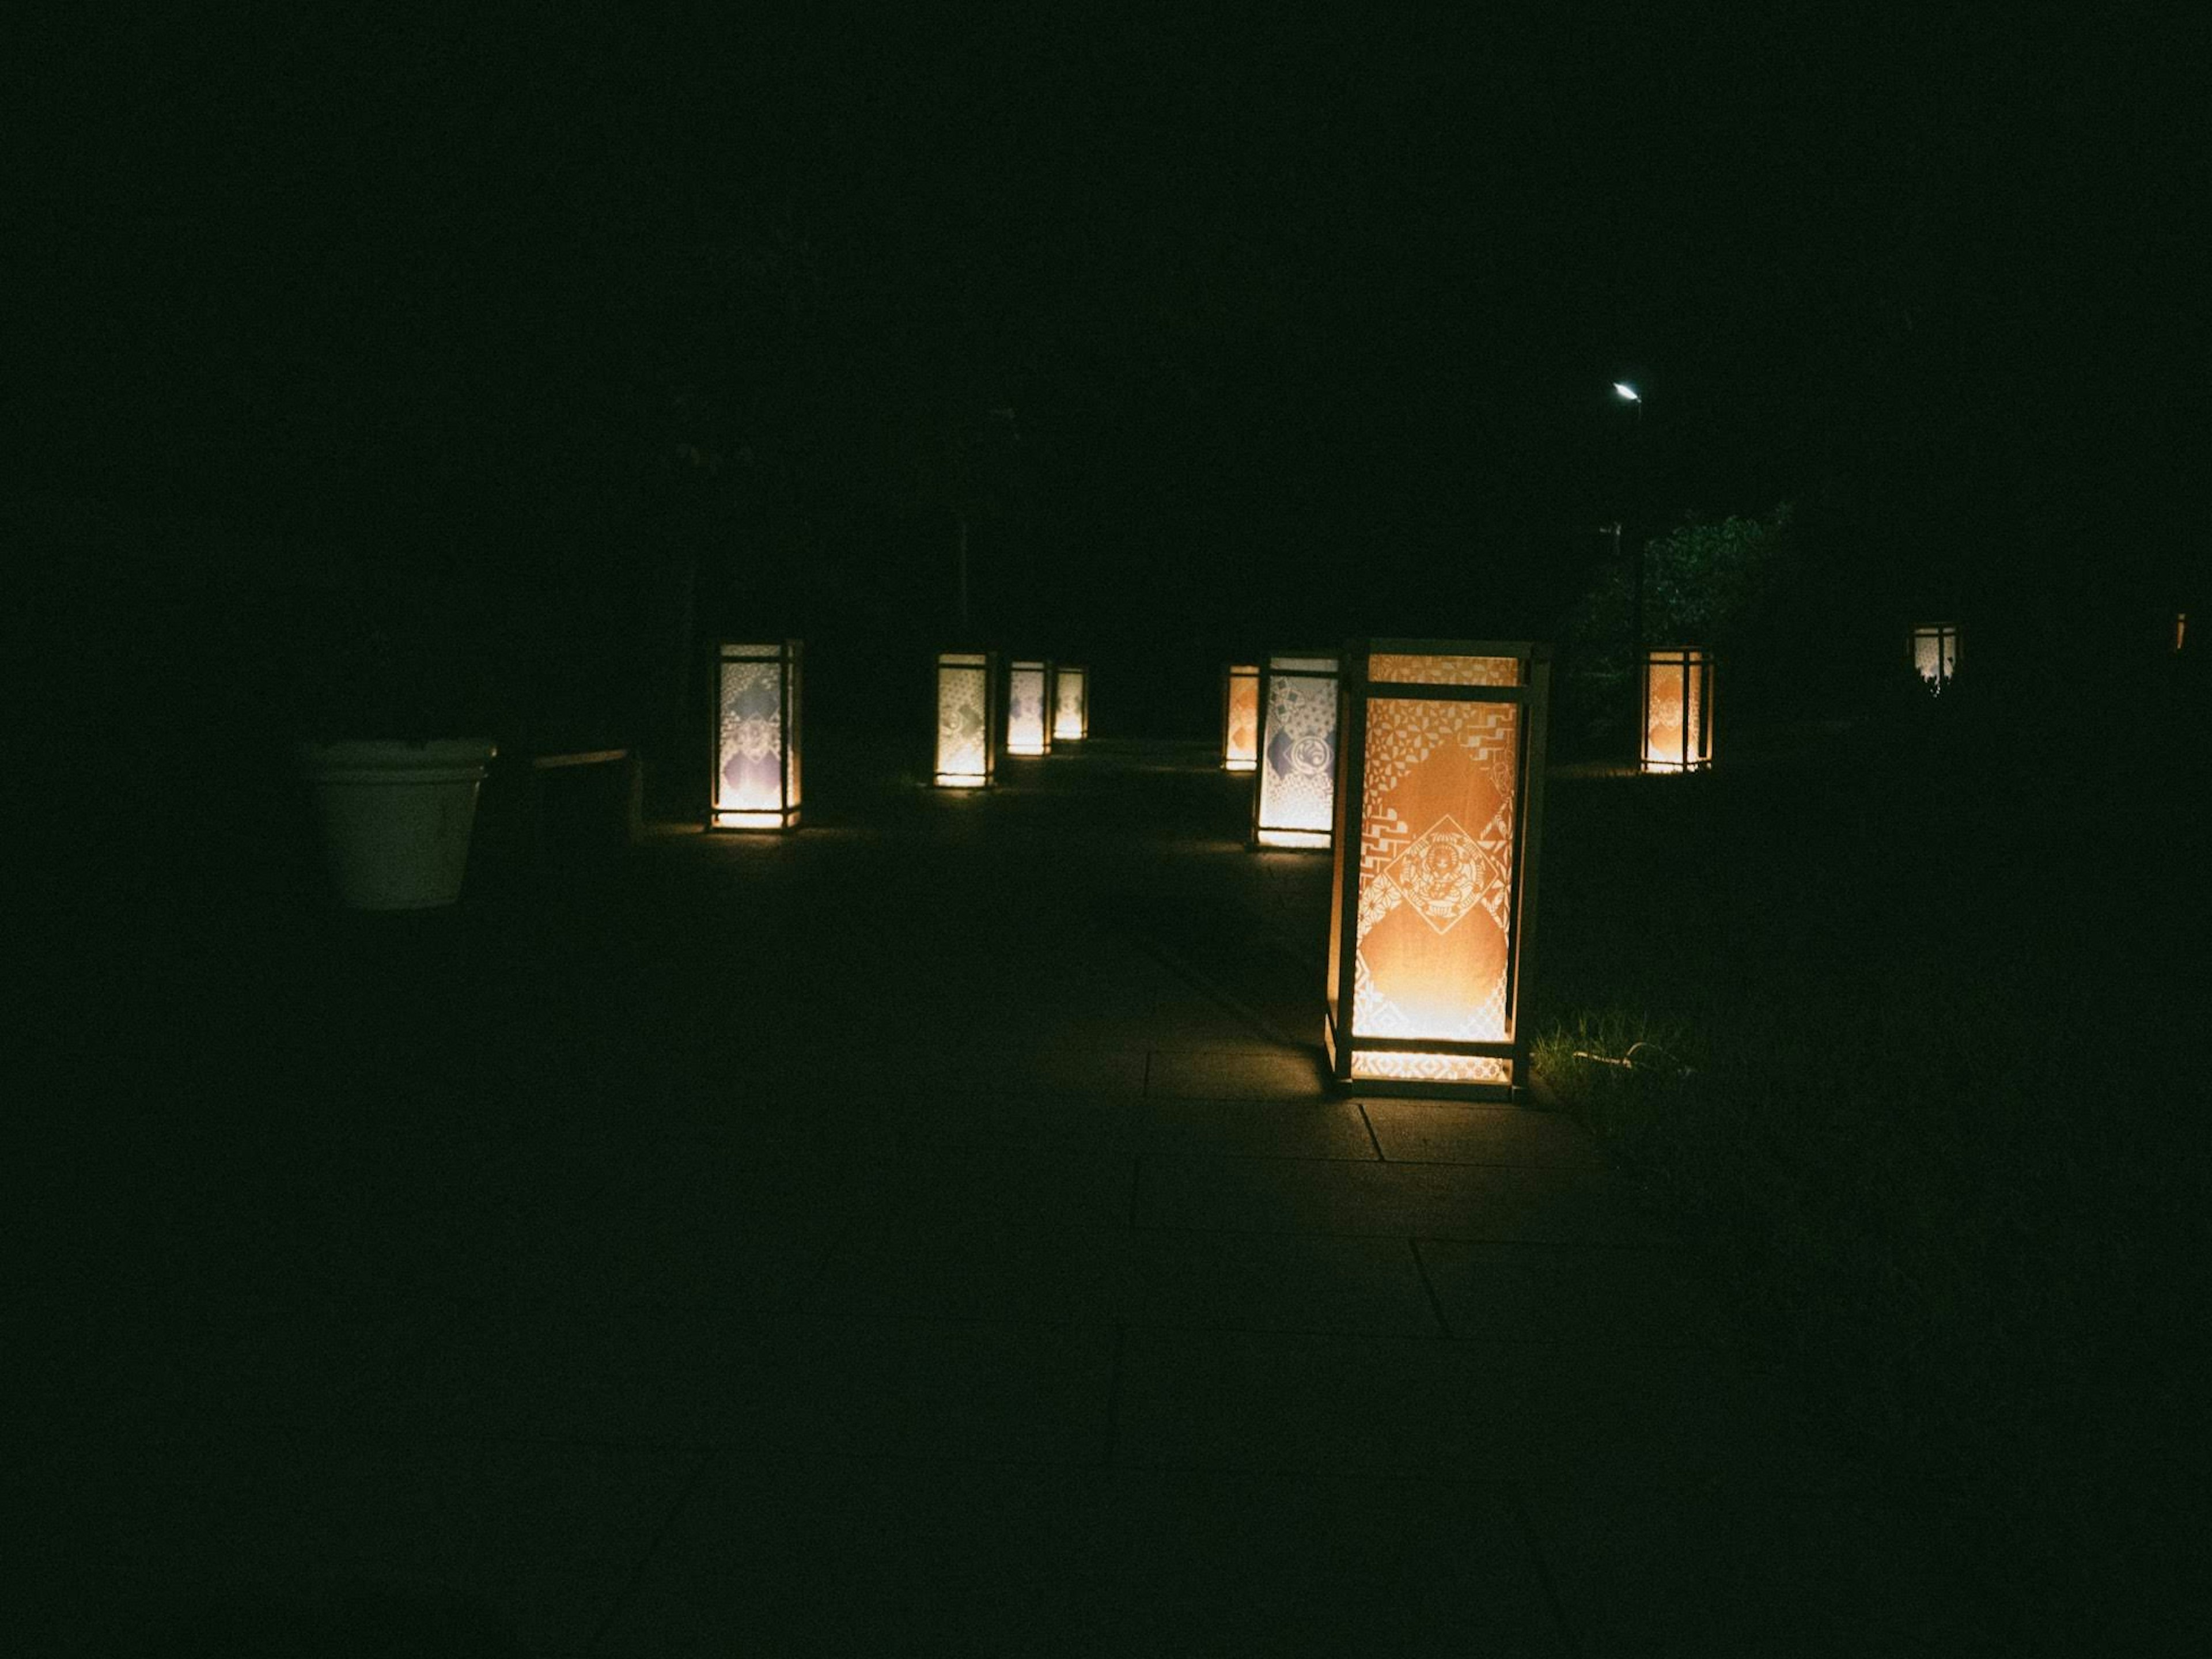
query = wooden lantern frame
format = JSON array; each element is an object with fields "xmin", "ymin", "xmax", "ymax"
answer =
[
  {"xmin": 1911, "ymin": 623, "xmax": 1960, "ymax": 695},
  {"xmin": 1250, "ymin": 650, "xmax": 1342, "ymax": 850},
  {"xmin": 1221, "ymin": 662, "xmax": 1260, "ymax": 772},
  {"xmin": 933, "ymin": 650, "xmax": 999, "ymax": 788},
  {"xmin": 1006, "ymin": 658, "xmax": 1055, "ymax": 757},
  {"xmin": 1323, "ymin": 639, "xmax": 1552, "ymax": 1101},
  {"xmin": 1051, "ymin": 664, "xmax": 1090, "ymax": 743},
  {"xmin": 1639, "ymin": 646, "xmax": 1714, "ymax": 773},
  {"xmin": 709, "ymin": 639, "xmax": 802, "ymax": 831}
]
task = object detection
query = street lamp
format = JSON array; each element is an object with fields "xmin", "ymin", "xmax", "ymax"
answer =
[{"xmin": 1614, "ymin": 380, "xmax": 1647, "ymax": 716}]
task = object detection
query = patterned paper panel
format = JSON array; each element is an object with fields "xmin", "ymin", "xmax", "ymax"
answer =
[
  {"xmin": 1053, "ymin": 669, "xmax": 1087, "ymax": 739},
  {"xmin": 1913, "ymin": 628, "xmax": 1956, "ymax": 690},
  {"xmin": 1257, "ymin": 669, "xmax": 1338, "ymax": 835},
  {"xmin": 1350, "ymin": 1052, "xmax": 1512, "ymax": 1085},
  {"xmin": 1225, "ymin": 671, "xmax": 1260, "ymax": 765},
  {"xmin": 717, "ymin": 658, "xmax": 785, "ymax": 812},
  {"xmin": 1007, "ymin": 665, "xmax": 1049, "ymax": 752},
  {"xmin": 1368, "ymin": 653, "xmax": 1519, "ymax": 687},
  {"xmin": 1351, "ymin": 696, "xmax": 1520, "ymax": 1044},
  {"xmin": 937, "ymin": 662, "xmax": 989, "ymax": 779},
  {"xmin": 1643, "ymin": 655, "xmax": 1704, "ymax": 769}
]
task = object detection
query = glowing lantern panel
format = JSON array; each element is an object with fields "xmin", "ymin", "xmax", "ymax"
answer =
[
  {"xmin": 1324, "ymin": 645, "xmax": 1550, "ymax": 1099},
  {"xmin": 711, "ymin": 641, "xmax": 801, "ymax": 830},
  {"xmin": 1641, "ymin": 647, "xmax": 1714, "ymax": 772},
  {"xmin": 1052, "ymin": 666, "xmax": 1089, "ymax": 741},
  {"xmin": 1253, "ymin": 653, "xmax": 1340, "ymax": 849},
  {"xmin": 934, "ymin": 651, "xmax": 996, "ymax": 787},
  {"xmin": 1006, "ymin": 660, "xmax": 1053, "ymax": 756},
  {"xmin": 1222, "ymin": 663, "xmax": 1259, "ymax": 771},
  {"xmin": 1912, "ymin": 624, "xmax": 1959, "ymax": 694}
]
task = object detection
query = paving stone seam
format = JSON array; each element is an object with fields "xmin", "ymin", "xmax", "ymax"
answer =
[
  {"xmin": 1506, "ymin": 1479, "xmax": 1585, "ymax": 1657},
  {"xmin": 1407, "ymin": 1238, "xmax": 1456, "ymax": 1339},
  {"xmin": 581, "ymin": 1446, "xmax": 718, "ymax": 1656}
]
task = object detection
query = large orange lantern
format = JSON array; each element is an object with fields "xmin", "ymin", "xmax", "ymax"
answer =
[
  {"xmin": 1006, "ymin": 658, "xmax": 1054, "ymax": 756},
  {"xmin": 1912, "ymin": 624, "xmax": 1959, "ymax": 694},
  {"xmin": 1051, "ymin": 665, "xmax": 1090, "ymax": 742},
  {"xmin": 710, "ymin": 641, "xmax": 801, "ymax": 831},
  {"xmin": 1251, "ymin": 650, "xmax": 1340, "ymax": 849},
  {"xmin": 1221, "ymin": 662, "xmax": 1259, "ymax": 772},
  {"xmin": 933, "ymin": 650, "xmax": 998, "ymax": 788},
  {"xmin": 1639, "ymin": 646, "xmax": 1714, "ymax": 772},
  {"xmin": 1324, "ymin": 641, "xmax": 1551, "ymax": 1100}
]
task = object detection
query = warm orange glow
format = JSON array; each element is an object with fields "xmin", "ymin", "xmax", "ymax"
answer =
[
  {"xmin": 1222, "ymin": 664, "xmax": 1259, "ymax": 771},
  {"xmin": 1252, "ymin": 652, "xmax": 1339, "ymax": 849},
  {"xmin": 1640, "ymin": 647, "xmax": 1714, "ymax": 772},
  {"xmin": 712, "ymin": 641, "xmax": 801, "ymax": 831},
  {"xmin": 1006, "ymin": 660, "xmax": 1052, "ymax": 756},
  {"xmin": 1324, "ymin": 642, "xmax": 1550, "ymax": 1101},
  {"xmin": 1052, "ymin": 666, "xmax": 1089, "ymax": 741},
  {"xmin": 1912, "ymin": 624, "xmax": 1959, "ymax": 694},
  {"xmin": 2176, "ymin": 613, "xmax": 2188, "ymax": 653},
  {"xmin": 934, "ymin": 651, "xmax": 995, "ymax": 787}
]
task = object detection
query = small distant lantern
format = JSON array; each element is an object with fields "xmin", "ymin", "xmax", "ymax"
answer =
[
  {"xmin": 2174, "ymin": 612, "xmax": 2188, "ymax": 653},
  {"xmin": 1640, "ymin": 646, "xmax": 1714, "ymax": 772},
  {"xmin": 1911, "ymin": 623, "xmax": 1959, "ymax": 694},
  {"xmin": 934, "ymin": 650, "xmax": 998, "ymax": 788},
  {"xmin": 1221, "ymin": 663, "xmax": 1260, "ymax": 771},
  {"xmin": 1251, "ymin": 650, "xmax": 1341, "ymax": 849},
  {"xmin": 710, "ymin": 640, "xmax": 801, "ymax": 831},
  {"xmin": 1051, "ymin": 665, "xmax": 1090, "ymax": 741},
  {"xmin": 1324, "ymin": 641, "xmax": 1552, "ymax": 1100},
  {"xmin": 1006, "ymin": 659, "xmax": 1054, "ymax": 756}
]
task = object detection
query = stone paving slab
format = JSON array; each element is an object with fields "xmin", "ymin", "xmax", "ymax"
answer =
[
  {"xmin": 396, "ymin": 1301, "xmax": 1120, "ymax": 1465},
  {"xmin": 16, "ymin": 1429, "xmax": 697, "ymax": 1658},
  {"xmin": 1134, "ymin": 1152, "xmax": 1669, "ymax": 1245},
  {"xmin": 804, "ymin": 1218, "xmax": 1440, "ymax": 1338},
  {"xmin": 1417, "ymin": 1240, "xmax": 1735, "ymax": 1348},
  {"xmin": 1110, "ymin": 1325, "xmax": 1850, "ymax": 1490},
  {"xmin": 1359, "ymin": 1097, "xmax": 1611, "ymax": 1169},
  {"xmin": 592, "ymin": 1452, "xmax": 1567, "ymax": 1657}
]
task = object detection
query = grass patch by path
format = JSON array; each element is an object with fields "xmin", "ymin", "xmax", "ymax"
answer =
[{"xmin": 1528, "ymin": 688, "xmax": 2206, "ymax": 1650}]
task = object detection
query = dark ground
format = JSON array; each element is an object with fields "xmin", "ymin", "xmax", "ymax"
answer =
[{"xmin": 12, "ymin": 722, "xmax": 2053, "ymax": 1656}]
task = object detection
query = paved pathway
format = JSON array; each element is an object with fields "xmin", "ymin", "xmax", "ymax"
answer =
[{"xmin": 19, "ymin": 738, "xmax": 1960, "ymax": 1655}]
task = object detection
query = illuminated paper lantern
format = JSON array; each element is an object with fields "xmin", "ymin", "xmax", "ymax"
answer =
[
  {"xmin": 2174, "ymin": 612, "xmax": 2188, "ymax": 653},
  {"xmin": 934, "ymin": 650, "xmax": 998, "ymax": 788},
  {"xmin": 1640, "ymin": 646, "xmax": 1714, "ymax": 772},
  {"xmin": 710, "ymin": 640, "xmax": 801, "ymax": 831},
  {"xmin": 1006, "ymin": 658, "xmax": 1054, "ymax": 756},
  {"xmin": 1324, "ymin": 641, "xmax": 1551, "ymax": 1100},
  {"xmin": 1911, "ymin": 623, "xmax": 1959, "ymax": 694},
  {"xmin": 1251, "ymin": 651, "xmax": 1340, "ymax": 849},
  {"xmin": 1221, "ymin": 663, "xmax": 1259, "ymax": 771},
  {"xmin": 1051, "ymin": 665, "xmax": 1090, "ymax": 741}
]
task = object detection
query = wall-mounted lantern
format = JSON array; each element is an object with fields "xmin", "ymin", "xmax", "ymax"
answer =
[
  {"xmin": 1006, "ymin": 659, "xmax": 1054, "ymax": 756},
  {"xmin": 934, "ymin": 650, "xmax": 998, "ymax": 788},
  {"xmin": 1640, "ymin": 646, "xmax": 1714, "ymax": 772},
  {"xmin": 1252, "ymin": 650, "xmax": 1341, "ymax": 849},
  {"xmin": 1323, "ymin": 641, "xmax": 1551, "ymax": 1100},
  {"xmin": 1222, "ymin": 663, "xmax": 1260, "ymax": 772},
  {"xmin": 1912, "ymin": 624, "xmax": 1960, "ymax": 695},
  {"xmin": 710, "ymin": 640, "xmax": 802, "ymax": 831},
  {"xmin": 1052, "ymin": 665, "xmax": 1090, "ymax": 742}
]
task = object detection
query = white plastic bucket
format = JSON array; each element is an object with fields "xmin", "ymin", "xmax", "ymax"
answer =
[{"xmin": 296, "ymin": 739, "xmax": 498, "ymax": 910}]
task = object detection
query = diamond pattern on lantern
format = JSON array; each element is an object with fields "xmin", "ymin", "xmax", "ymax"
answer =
[{"xmin": 1381, "ymin": 815, "xmax": 1497, "ymax": 935}]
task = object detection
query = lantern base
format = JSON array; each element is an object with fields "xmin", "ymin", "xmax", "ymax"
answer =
[
  {"xmin": 1222, "ymin": 759, "xmax": 1257, "ymax": 773},
  {"xmin": 931, "ymin": 774, "xmax": 991, "ymax": 789},
  {"xmin": 709, "ymin": 807, "xmax": 800, "ymax": 831},
  {"xmin": 1255, "ymin": 828, "xmax": 1331, "ymax": 850},
  {"xmin": 1326, "ymin": 1018, "xmax": 1521, "ymax": 1101}
]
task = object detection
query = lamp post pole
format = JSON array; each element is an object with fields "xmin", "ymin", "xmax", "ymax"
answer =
[{"xmin": 1614, "ymin": 382, "xmax": 1645, "ymax": 666}]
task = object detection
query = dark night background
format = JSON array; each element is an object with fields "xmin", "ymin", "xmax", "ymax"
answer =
[
  {"xmin": 7, "ymin": 10, "xmax": 2210, "ymax": 1649},
  {"xmin": 8, "ymin": 7, "xmax": 2202, "ymax": 763}
]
